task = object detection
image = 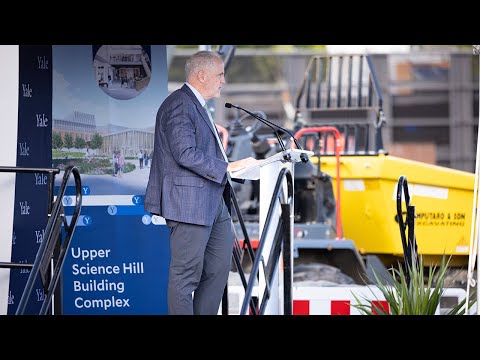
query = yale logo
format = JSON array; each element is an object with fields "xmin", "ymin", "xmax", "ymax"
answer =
[
  {"xmin": 36, "ymin": 114, "xmax": 48, "ymax": 127},
  {"xmin": 36, "ymin": 288, "xmax": 45, "ymax": 302},
  {"xmin": 132, "ymin": 195, "xmax": 144, "ymax": 205},
  {"xmin": 20, "ymin": 201, "xmax": 31, "ymax": 215},
  {"xmin": 142, "ymin": 214, "xmax": 152, "ymax": 225},
  {"xmin": 7, "ymin": 291, "xmax": 14, "ymax": 305},
  {"xmin": 19, "ymin": 142, "xmax": 29, "ymax": 156},
  {"xmin": 37, "ymin": 55, "xmax": 48, "ymax": 70},
  {"xmin": 22, "ymin": 83, "xmax": 32, "ymax": 97},
  {"xmin": 82, "ymin": 215, "xmax": 92, "ymax": 226},
  {"xmin": 35, "ymin": 229, "xmax": 45, "ymax": 244},
  {"xmin": 35, "ymin": 173, "xmax": 47, "ymax": 185}
]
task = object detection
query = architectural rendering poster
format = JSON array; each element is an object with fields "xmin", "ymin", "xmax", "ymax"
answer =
[{"xmin": 53, "ymin": 45, "xmax": 169, "ymax": 314}]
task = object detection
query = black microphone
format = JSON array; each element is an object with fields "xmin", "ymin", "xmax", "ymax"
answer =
[
  {"xmin": 225, "ymin": 103, "xmax": 309, "ymax": 163},
  {"xmin": 225, "ymin": 103, "xmax": 290, "ymax": 161}
]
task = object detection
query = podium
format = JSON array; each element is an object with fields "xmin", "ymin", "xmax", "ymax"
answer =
[
  {"xmin": 229, "ymin": 148, "xmax": 313, "ymax": 314},
  {"xmin": 229, "ymin": 148, "xmax": 313, "ymax": 181}
]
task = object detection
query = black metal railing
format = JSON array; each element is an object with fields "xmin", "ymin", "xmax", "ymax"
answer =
[
  {"xmin": 294, "ymin": 54, "xmax": 386, "ymax": 154},
  {"xmin": 221, "ymin": 175, "xmax": 259, "ymax": 315},
  {"xmin": 239, "ymin": 168, "xmax": 294, "ymax": 315},
  {"xmin": 0, "ymin": 166, "xmax": 60, "ymax": 273},
  {"xmin": 0, "ymin": 165, "xmax": 82, "ymax": 315}
]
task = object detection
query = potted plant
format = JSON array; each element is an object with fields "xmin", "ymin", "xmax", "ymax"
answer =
[{"xmin": 352, "ymin": 254, "xmax": 475, "ymax": 315}]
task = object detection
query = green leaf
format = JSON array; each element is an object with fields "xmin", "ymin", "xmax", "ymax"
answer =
[{"xmin": 351, "ymin": 253, "xmax": 476, "ymax": 315}]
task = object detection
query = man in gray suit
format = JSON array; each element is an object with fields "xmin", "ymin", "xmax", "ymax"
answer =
[{"xmin": 144, "ymin": 50, "xmax": 258, "ymax": 315}]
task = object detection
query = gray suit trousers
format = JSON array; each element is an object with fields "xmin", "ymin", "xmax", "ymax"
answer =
[{"xmin": 166, "ymin": 198, "xmax": 235, "ymax": 315}]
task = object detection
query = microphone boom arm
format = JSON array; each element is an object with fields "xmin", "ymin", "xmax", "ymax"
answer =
[
  {"xmin": 226, "ymin": 103, "xmax": 291, "ymax": 161},
  {"xmin": 225, "ymin": 102, "xmax": 309, "ymax": 163}
]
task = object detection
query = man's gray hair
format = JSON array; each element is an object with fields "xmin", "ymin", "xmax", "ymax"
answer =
[{"xmin": 185, "ymin": 51, "xmax": 222, "ymax": 80}]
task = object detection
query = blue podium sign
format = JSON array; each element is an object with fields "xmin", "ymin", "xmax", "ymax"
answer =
[{"xmin": 62, "ymin": 206, "xmax": 170, "ymax": 314}]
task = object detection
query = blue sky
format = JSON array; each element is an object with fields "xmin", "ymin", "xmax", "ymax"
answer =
[{"xmin": 52, "ymin": 45, "xmax": 167, "ymax": 130}]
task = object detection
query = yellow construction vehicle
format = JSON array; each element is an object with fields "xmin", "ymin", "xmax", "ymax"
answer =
[
  {"xmin": 287, "ymin": 53, "xmax": 475, "ymax": 286},
  {"xmin": 318, "ymin": 153, "xmax": 473, "ymax": 269}
]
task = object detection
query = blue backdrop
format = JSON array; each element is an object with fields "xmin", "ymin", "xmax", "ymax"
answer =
[{"xmin": 8, "ymin": 46, "xmax": 52, "ymax": 314}]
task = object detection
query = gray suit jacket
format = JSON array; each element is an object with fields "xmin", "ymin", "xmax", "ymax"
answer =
[{"xmin": 144, "ymin": 84, "xmax": 229, "ymax": 226}]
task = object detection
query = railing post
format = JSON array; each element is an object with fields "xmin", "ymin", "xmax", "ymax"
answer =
[
  {"xmin": 281, "ymin": 203, "xmax": 293, "ymax": 315},
  {"xmin": 240, "ymin": 168, "xmax": 294, "ymax": 315}
]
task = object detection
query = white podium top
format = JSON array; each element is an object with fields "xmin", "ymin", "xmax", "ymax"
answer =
[{"xmin": 229, "ymin": 148, "xmax": 314, "ymax": 180}]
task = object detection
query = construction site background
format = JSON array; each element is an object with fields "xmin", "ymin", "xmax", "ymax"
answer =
[{"xmin": 168, "ymin": 47, "xmax": 479, "ymax": 172}]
